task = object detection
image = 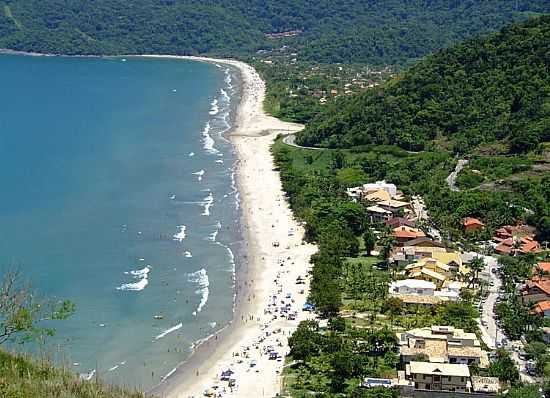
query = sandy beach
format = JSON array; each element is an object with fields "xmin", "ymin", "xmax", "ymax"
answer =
[{"xmin": 139, "ymin": 55, "xmax": 317, "ymax": 398}]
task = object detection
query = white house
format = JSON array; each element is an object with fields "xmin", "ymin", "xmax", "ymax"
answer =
[{"xmin": 389, "ymin": 279, "xmax": 436, "ymax": 296}]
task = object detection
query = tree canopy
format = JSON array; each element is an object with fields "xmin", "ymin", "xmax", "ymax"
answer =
[
  {"xmin": 1, "ymin": 1, "xmax": 550, "ymax": 65},
  {"xmin": 297, "ymin": 15, "xmax": 550, "ymax": 153}
]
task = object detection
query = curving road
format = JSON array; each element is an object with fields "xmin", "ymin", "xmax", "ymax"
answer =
[
  {"xmin": 282, "ymin": 133, "xmax": 324, "ymax": 150},
  {"xmin": 446, "ymin": 159, "xmax": 469, "ymax": 191}
]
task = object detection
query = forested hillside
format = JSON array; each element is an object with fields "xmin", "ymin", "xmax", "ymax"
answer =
[
  {"xmin": 1, "ymin": 1, "xmax": 550, "ymax": 65},
  {"xmin": 297, "ymin": 15, "xmax": 550, "ymax": 153}
]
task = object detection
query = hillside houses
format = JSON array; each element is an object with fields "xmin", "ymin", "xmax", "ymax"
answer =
[{"xmin": 346, "ymin": 181, "xmax": 414, "ymax": 223}]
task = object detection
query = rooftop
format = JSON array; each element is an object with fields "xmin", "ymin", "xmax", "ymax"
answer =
[
  {"xmin": 366, "ymin": 205, "xmax": 392, "ymax": 214},
  {"xmin": 392, "ymin": 279, "xmax": 436, "ymax": 289},
  {"xmin": 463, "ymin": 217, "xmax": 484, "ymax": 227},
  {"xmin": 408, "ymin": 361, "xmax": 470, "ymax": 377}
]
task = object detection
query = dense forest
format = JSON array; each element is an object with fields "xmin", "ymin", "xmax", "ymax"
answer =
[
  {"xmin": 1, "ymin": 1, "xmax": 550, "ymax": 65},
  {"xmin": 297, "ymin": 15, "xmax": 550, "ymax": 152}
]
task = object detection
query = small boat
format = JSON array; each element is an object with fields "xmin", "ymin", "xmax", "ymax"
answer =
[{"xmin": 153, "ymin": 314, "xmax": 164, "ymax": 320}]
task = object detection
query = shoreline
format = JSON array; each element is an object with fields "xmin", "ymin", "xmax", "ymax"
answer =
[
  {"xmin": 144, "ymin": 55, "xmax": 317, "ymax": 397},
  {"xmin": 1, "ymin": 49, "xmax": 317, "ymax": 397}
]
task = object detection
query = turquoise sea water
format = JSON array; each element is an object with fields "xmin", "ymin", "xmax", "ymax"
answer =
[{"xmin": 0, "ymin": 55, "xmax": 242, "ymax": 389}]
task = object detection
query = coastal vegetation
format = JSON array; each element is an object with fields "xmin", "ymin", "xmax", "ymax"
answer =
[{"xmin": 0, "ymin": 350, "xmax": 147, "ymax": 398}]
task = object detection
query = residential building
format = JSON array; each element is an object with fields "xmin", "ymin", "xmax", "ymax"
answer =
[
  {"xmin": 394, "ymin": 248, "xmax": 466, "ymax": 274},
  {"xmin": 405, "ymin": 258, "xmax": 453, "ymax": 287},
  {"xmin": 393, "ymin": 226, "xmax": 426, "ymax": 246},
  {"xmin": 390, "ymin": 279, "xmax": 436, "ymax": 296},
  {"xmin": 390, "ymin": 280, "xmax": 461, "ymax": 306},
  {"xmin": 463, "ymin": 217, "xmax": 484, "ymax": 233},
  {"xmin": 405, "ymin": 362, "xmax": 471, "ymax": 392},
  {"xmin": 366, "ymin": 205, "xmax": 393, "ymax": 223},
  {"xmin": 363, "ymin": 180, "xmax": 397, "ymax": 197},
  {"xmin": 365, "ymin": 189, "xmax": 391, "ymax": 202},
  {"xmin": 534, "ymin": 301, "xmax": 550, "ymax": 318},
  {"xmin": 385, "ymin": 217, "xmax": 416, "ymax": 229},
  {"xmin": 495, "ymin": 236, "xmax": 541, "ymax": 256},
  {"xmin": 379, "ymin": 199, "xmax": 411, "ymax": 215},
  {"xmin": 397, "ymin": 326, "xmax": 488, "ymax": 368},
  {"xmin": 543, "ymin": 327, "xmax": 550, "ymax": 344},
  {"xmin": 522, "ymin": 279, "xmax": 550, "ymax": 304},
  {"xmin": 346, "ymin": 180, "xmax": 397, "ymax": 202}
]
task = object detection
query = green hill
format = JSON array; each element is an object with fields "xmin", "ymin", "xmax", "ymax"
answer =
[
  {"xmin": 1, "ymin": 1, "xmax": 550, "ymax": 65},
  {"xmin": 0, "ymin": 349, "xmax": 148, "ymax": 398},
  {"xmin": 297, "ymin": 15, "xmax": 550, "ymax": 153}
]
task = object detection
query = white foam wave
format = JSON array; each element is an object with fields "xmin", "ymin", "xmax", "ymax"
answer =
[
  {"xmin": 184, "ymin": 251, "xmax": 193, "ymax": 258},
  {"xmin": 215, "ymin": 159, "xmax": 224, "ymax": 164},
  {"xmin": 80, "ymin": 369, "xmax": 96, "ymax": 381},
  {"xmin": 209, "ymin": 322, "xmax": 217, "ymax": 328},
  {"xmin": 209, "ymin": 221, "xmax": 221, "ymax": 242},
  {"xmin": 201, "ymin": 122, "xmax": 220, "ymax": 155},
  {"xmin": 188, "ymin": 268, "xmax": 209, "ymax": 316},
  {"xmin": 117, "ymin": 266, "xmax": 150, "ymax": 291},
  {"xmin": 189, "ymin": 152, "xmax": 195, "ymax": 157},
  {"xmin": 108, "ymin": 365, "xmax": 119, "ymax": 372},
  {"xmin": 220, "ymin": 88, "xmax": 230, "ymax": 101},
  {"xmin": 202, "ymin": 191, "xmax": 214, "ymax": 216},
  {"xmin": 155, "ymin": 323, "xmax": 183, "ymax": 340},
  {"xmin": 161, "ymin": 367, "xmax": 178, "ymax": 382},
  {"xmin": 209, "ymin": 98, "xmax": 219, "ymax": 115},
  {"xmin": 224, "ymin": 70, "xmax": 233, "ymax": 89},
  {"xmin": 193, "ymin": 169, "xmax": 205, "ymax": 182},
  {"xmin": 173, "ymin": 225, "xmax": 187, "ymax": 242}
]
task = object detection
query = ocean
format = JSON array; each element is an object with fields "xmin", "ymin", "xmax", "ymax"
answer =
[{"xmin": 0, "ymin": 54, "xmax": 242, "ymax": 390}]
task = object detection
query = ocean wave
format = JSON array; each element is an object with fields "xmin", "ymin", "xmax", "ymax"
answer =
[
  {"xmin": 188, "ymin": 268, "xmax": 209, "ymax": 316},
  {"xmin": 209, "ymin": 221, "xmax": 221, "ymax": 242},
  {"xmin": 189, "ymin": 152, "xmax": 195, "ymax": 157},
  {"xmin": 209, "ymin": 98, "xmax": 219, "ymax": 115},
  {"xmin": 202, "ymin": 191, "xmax": 214, "ymax": 216},
  {"xmin": 224, "ymin": 69, "xmax": 233, "ymax": 89},
  {"xmin": 209, "ymin": 321, "xmax": 217, "ymax": 328},
  {"xmin": 173, "ymin": 225, "xmax": 187, "ymax": 242},
  {"xmin": 80, "ymin": 369, "xmax": 96, "ymax": 381},
  {"xmin": 117, "ymin": 266, "xmax": 150, "ymax": 291},
  {"xmin": 192, "ymin": 169, "xmax": 205, "ymax": 182},
  {"xmin": 220, "ymin": 88, "xmax": 230, "ymax": 102},
  {"xmin": 154, "ymin": 323, "xmax": 183, "ymax": 340},
  {"xmin": 184, "ymin": 251, "xmax": 193, "ymax": 258},
  {"xmin": 161, "ymin": 367, "xmax": 178, "ymax": 382},
  {"xmin": 201, "ymin": 122, "xmax": 220, "ymax": 155}
]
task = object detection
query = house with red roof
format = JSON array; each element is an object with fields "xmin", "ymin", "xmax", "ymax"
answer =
[
  {"xmin": 463, "ymin": 217, "xmax": 484, "ymax": 233},
  {"xmin": 495, "ymin": 236, "xmax": 541, "ymax": 256},
  {"xmin": 393, "ymin": 226, "xmax": 426, "ymax": 246},
  {"xmin": 534, "ymin": 301, "xmax": 550, "ymax": 318},
  {"xmin": 522, "ymin": 279, "xmax": 550, "ymax": 304}
]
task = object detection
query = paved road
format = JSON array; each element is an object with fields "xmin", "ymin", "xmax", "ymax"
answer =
[
  {"xmin": 411, "ymin": 195, "xmax": 441, "ymax": 240},
  {"xmin": 475, "ymin": 254, "xmax": 535, "ymax": 383},
  {"xmin": 446, "ymin": 159, "xmax": 469, "ymax": 191},
  {"xmin": 477, "ymin": 254, "xmax": 501, "ymax": 350},
  {"xmin": 282, "ymin": 133, "xmax": 323, "ymax": 150}
]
